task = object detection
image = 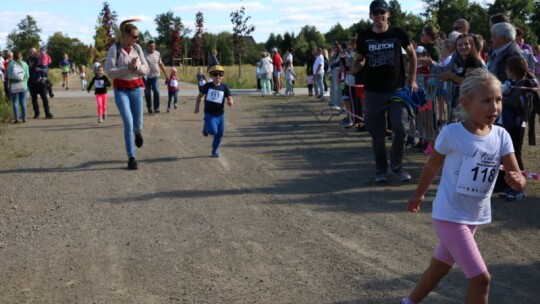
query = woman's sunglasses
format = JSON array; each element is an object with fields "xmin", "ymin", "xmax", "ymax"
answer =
[{"xmin": 211, "ymin": 72, "xmax": 224, "ymax": 77}]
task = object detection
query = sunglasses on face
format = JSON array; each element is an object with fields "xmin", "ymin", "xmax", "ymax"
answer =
[
  {"xmin": 211, "ymin": 72, "xmax": 224, "ymax": 77},
  {"xmin": 130, "ymin": 34, "xmax": 139, "ymax": 39},
  {"xmin": 371, "ymin": 9, "xmax": 387, "ymax": 16}
]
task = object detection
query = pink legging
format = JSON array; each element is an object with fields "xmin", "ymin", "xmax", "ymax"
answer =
[
  {"xmin": 433, "ymin": 219, "xmax": 487, "ymax": 278},
  {"xmin": 95, "ymin": 93, "xmax": 108, "ymax": 117}
]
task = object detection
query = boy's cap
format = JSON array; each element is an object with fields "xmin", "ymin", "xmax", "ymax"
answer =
[
  {"xmin": 208, "ymin": 65, "xmax": 225, "ymax": 73},
  {"xmin": 271, "ymin": 47, "xmax": 278, "ymax": 52},
  {"xmin": 370, "ymin": 0, "xmax": 389, "ymax": 13}
]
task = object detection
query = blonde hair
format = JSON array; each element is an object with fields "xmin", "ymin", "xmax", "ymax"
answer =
[
  {"xmin": 120, "ymin": 19, "xmax": 141, "ymax": 37},
  {"xmin": 458, "ymin": 69, "xmax": 501, "ymax": 119}
]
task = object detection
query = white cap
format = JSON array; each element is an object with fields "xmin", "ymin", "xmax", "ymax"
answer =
[
  {"xmin": 415, "ymin": 46, "xmax": 426, "ymax": 53},
  {"xmin": 448, "ymin": 31, "xmax": 461, "ymax": 42}
]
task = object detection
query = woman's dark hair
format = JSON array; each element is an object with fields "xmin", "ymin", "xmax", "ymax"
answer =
[
  {"xmin": 506, "ymin": 55, "xmax": 535, "ymax": 79},
  {"xmin": 490, "ymin": 13, "xmax": 510, "ymax": 25},
  {"xmin": 456, "ymin": 33, "xmax": 479, "ymax": 58},
  {"xmin": 422, "ymin": 25, "xmax": 438, "ymax": 41},
  {"xmin": 438, "ymin": 31, "xmax": 447, "ymax": 40}
]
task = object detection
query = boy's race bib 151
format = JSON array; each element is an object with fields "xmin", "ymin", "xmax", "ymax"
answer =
[
  {"xmin": 456, "ymin": 155, "xmax": 499, "ymax": 197},
  {"xmin": 206, "ymin": 88, "xmax": 224, "ymax": 104}
]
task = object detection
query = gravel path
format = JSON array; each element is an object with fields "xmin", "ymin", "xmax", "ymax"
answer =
[{"xmin": 0, "ymin": 75, "xmax": 538, "ymax": 303}]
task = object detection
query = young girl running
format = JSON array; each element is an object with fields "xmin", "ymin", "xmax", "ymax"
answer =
[
  {"xmin": 166, "ymin": 66, "xmax": 179, "ymax": 112},
  {"xmin": 403, "ymin": 69, "xmax": 525, "ymax": 304},
  {"xmin": 60, "ymin": 53, "xmax": 70, "ymax": 90},
  {"xmin": 87, "ymin": 66, "xmax": 111, "ymax": 123},
  {"xmin": 80, "ymin": 65, "xmax": 87, "ymax": 91}
]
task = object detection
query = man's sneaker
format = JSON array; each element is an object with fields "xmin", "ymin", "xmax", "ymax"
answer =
[
  {"xmin": 392, "ymin": 167, "xmax": 411, "ymax": 182},
  {"xmin": 375, "ymin": 172, "xmax": 387, "ymax": 183},
  {"xmin": 148, "ymin": 108, "xmax": 154, "ymax": 114},
  {"xmin": 134, "ymin": 133, "xmax": 143, "ymax": 148},
  {"xmin": 127, "ymin": 157, "xmax": 138, "ymax": 170},
  {"xmin": 506, "ymin": 190, "xmax": 525, "ymax": 201}
]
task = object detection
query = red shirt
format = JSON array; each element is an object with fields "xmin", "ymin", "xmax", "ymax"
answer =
[{"xmin": 272, "ymin": 53, "xmax": 282, "ymax": 72}]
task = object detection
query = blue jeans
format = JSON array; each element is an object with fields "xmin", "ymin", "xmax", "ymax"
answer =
[
  {"xmin": 167, "ymin": 91, "xmax": 178, "ymax": 109},
  {"xmin": 204, "ymin": 113, "xmax": 225, "ymax": 153},
  {"xmin": 315, "ymin": 73, "xmax": 324, "ymax": 96},
  {"xmin": 114, "ymin": 88, "xmax": 143, "ymax": 158},
  {"xmin": 12, "ymin": 90, "xmax": 28, "ymax": 121},
  {"xmin": 144, "ymin": 77, "xmax": 160, "ymax": 110}
]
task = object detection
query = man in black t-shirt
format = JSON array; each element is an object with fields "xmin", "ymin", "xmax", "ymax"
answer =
[{"xmin": 355, "ymin": 0, "xmax": 418, "ymax": 183}]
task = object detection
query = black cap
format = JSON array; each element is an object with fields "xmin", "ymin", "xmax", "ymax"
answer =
[{"xmin": 370, "ymin": 0, "xmax": 389, "ymax": 13}]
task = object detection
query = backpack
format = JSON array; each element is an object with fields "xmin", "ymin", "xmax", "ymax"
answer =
[{"xmin": 9, "ymin": 63, "xmax": 25, "ymax": 81}]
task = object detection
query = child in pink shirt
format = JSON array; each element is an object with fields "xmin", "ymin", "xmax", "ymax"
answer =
[
  {"xmin": 166, "ymin": 66, "xmax": 179, "ymax": 112},
  {"xmin": 37, "ymin": 46, "xmax": 52, "ymax": 80}
]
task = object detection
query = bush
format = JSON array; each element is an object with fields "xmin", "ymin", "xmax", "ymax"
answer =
[{"xmin": 174, "ymin": 64, "xmax": 308, "ymax": 89}]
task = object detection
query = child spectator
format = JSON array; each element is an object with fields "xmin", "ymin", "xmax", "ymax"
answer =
[
  {"xmin": 86, "ymin": 65, "xmax": 111, "ymax": 123},
  {"xmin": 284, "ymin": 61, "xmax": 295, "ymax": 96},
  {"xmin": 196, "ymin": 67, "xmax": 207, "ymax": 93},
  {"xmin": 258, "ymin": 51, "xmax": 273, "ymax": 97},
  {"xmin": 166, "ymin": 66, "xmax": 179, "ymax": 112},
  {"xmin": 194, "ymin": 65, "xmax": 234, "ymax": 158},
  {"xmin": 403, "ymin": 69, "xmax": 525, "ymax": 304},
  {"xmin": 498, "ymin": 55, "xmax": 537, "ymax": 201},
  {"xmin": 79, "ymin": 65, "xmax": 87, "ymax": 91},
  {"xmin": 37, "ymin": 46, "xmax": 51, "ymax": 81}
]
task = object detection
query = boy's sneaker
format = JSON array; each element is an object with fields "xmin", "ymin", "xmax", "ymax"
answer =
[
  {"xmin": 134, "ymin": 133, "xmax": 143, "ymax": 148},
  {"xmin": 202, "ymin": 127, "xmax": 208, "ymax": 137},
  {"xmin": 167, "ymin": 108, "xmax": 170, "ymax": 113},
  {"xmin": 174, "ymin": 103, "xmax": 178, "ymax": 109},
  {"xmin": 506, "ymin": 190, "xmax": 526, "ymax": 201},
  {"xmin": 374, "ymin": 171, "xmax": 387, "ymax": 183},
  {"xmin": 212, "ymin": 149, "xmax": 220, "ymax": 158},
  {"xmin": 392, "ymin": 167, "xmax": 411, "ymax": 182},
  {"xmin": 127, "ymin": 157, "xmax": 138, "ymax": 170}
]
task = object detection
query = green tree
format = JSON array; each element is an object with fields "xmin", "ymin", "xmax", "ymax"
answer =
[
  {"xmin": 93, "ymin": 2, "xmax": 118, "ymax": 62},
  {"xmin": 154, "ymin": 11, "xmax": 185, "ymax": 64},
  {"xmin": 324, "ymin": 23, "xmax": 351, "ymax": 45},
  {"xmin": 46, "ymin": 32, "xmax": 88, "ymax": 67},
  {"xmin": 230, "ymin": 6, "xmax": 255, "ymax": 78},
  {"xmin": 192, "ymin": 12, "xmax": 205, "ymax": 66},
  {"xmin": 488, "ymin": 0, "xmax": 537, "ymax": 44},
  {"xmin": 6, "ymin": 15, "xmax": 41, "ymax": 55}
]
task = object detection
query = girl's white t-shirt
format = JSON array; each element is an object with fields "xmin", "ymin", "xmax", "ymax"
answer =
[{"xmin": 433, "ymin": 123, "xmax": 514, "ymax": 225}]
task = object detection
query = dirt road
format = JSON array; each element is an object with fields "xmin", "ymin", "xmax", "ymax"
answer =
[{"xmin": 0, "ymin": 79, "xmax": 539, "ymax": 303}]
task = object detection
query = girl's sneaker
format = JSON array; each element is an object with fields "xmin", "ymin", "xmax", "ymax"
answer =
[{"xmin": 506, "ymin": 190, "xmax": 526, "ymax": 201}]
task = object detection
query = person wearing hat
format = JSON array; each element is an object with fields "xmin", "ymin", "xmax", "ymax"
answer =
[
  {"xmin": 194, "ymin": 65, "xmax": 234, "ymax": 157},
  {"xmin": 355, "ymin": 0, "xmax": 418, "ymax": 183},
  {"xmin": 271, "ymin": 47, "xmax": 283, "ymax": 95}
]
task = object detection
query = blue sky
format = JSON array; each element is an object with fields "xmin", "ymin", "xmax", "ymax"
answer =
[{"xmin": 1, "ymin": 0, "xmax": 489, "ymax": 49}]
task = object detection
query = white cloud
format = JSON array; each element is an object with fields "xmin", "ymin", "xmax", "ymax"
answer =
[{"xmin": 172, "ymin": 2, "xmax": 269, "ymax": 12}]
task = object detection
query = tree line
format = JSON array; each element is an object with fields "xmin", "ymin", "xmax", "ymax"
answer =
[{"xmin": 4, "ymin": 0, "xmax": 539, "ymax": 71}]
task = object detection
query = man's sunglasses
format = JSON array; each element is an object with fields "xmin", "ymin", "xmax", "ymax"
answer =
[
  {"xmin": 210, "ymin": 72, "xmax": 224, "ymax": 77},
  {"xmin": 371, "ymin": 9, "xmax": 387, "ymax": 16}
]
